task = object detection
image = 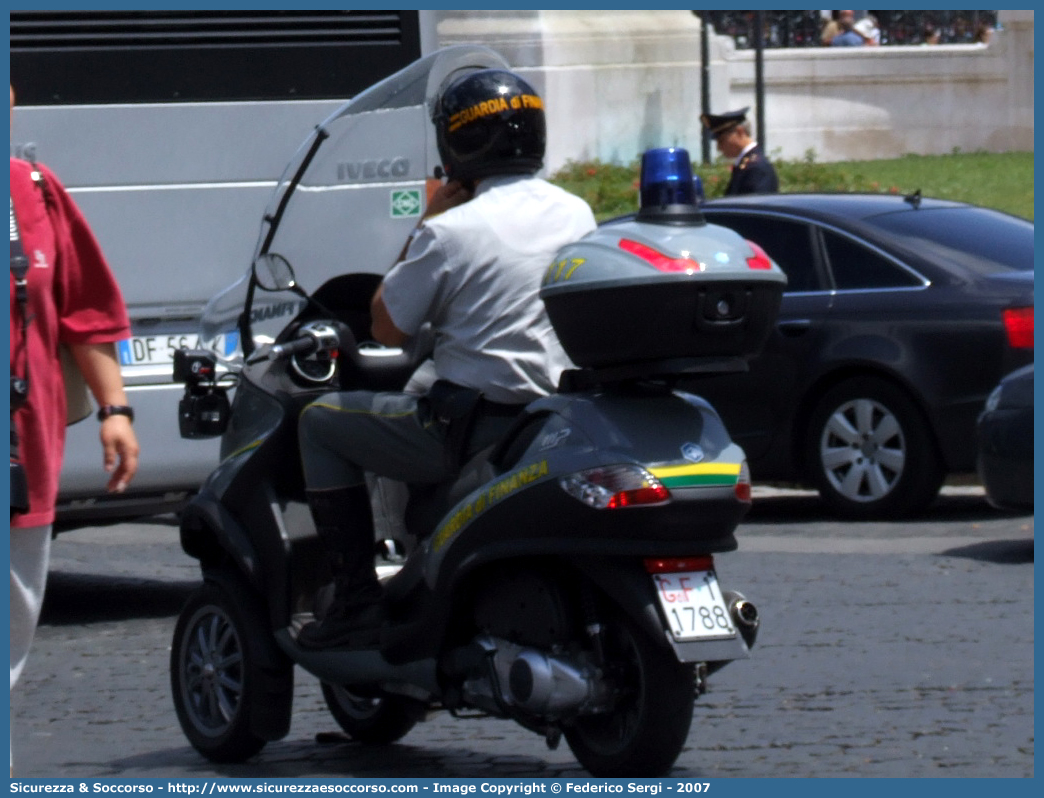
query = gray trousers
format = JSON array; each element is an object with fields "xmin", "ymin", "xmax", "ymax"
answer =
[
  {"xmin": 11, "ymin": 524, "xmax": 52, "ymax": 766},
  {"xmin": 299, "ymin": 388, "xmax": 516, "ymax": 494},
  {"xmin": 298, "ymin": 390, "xmax": 453, "ymax": 491}
]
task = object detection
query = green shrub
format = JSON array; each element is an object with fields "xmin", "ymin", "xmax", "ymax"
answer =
[{"xmin": 548, "ymin": 159, "xmax": 642, "ymax": 220}]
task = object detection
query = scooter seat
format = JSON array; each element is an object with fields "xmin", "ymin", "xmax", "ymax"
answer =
[{"xmin": 404, "ymin": 444, "xmax": 498, "ymax": 539}]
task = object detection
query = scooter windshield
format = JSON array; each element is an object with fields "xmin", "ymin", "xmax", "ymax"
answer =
[{"xmin": 198, "ymin": 45, "xmax": 509, "ymax": 363}]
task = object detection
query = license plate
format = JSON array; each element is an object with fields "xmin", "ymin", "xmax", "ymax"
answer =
[
  {"xmin": 117, "ymin": 332, "xmax": 239, "ymax": 367},
  {"xmin": 652, "ymin": 570, "xmax": 736, "ymax": 642}
]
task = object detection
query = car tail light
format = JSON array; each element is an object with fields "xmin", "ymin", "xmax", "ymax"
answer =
[
  {"xmin": 1003, "ymin": 307, "xmax": 1033, "ymax": 349},
  {"xmin": 618, "ymin": 238, "xmax": 702, "ymax": 273},
  {"xmin": 559, "ymin": 464, "xmax": 671, "ymax": 509},
  {"xmin": 644, "ymin": 555, "xmax": 714, "ymax": 573},
  {"xmin": 745, "ymin": 240, "xmax": 774, "ymax": 270},
  {"xmin": 735, "ymin": 460, "xmax": 752, "ymax": 503}
]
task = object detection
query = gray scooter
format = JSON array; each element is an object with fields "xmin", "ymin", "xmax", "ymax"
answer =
[{"xmin": 167, "ymin": 46, "xmax": 784, "ymax": 777}]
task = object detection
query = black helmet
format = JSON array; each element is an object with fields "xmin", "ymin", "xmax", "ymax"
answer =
[{"xmin": 431, "ymin": 69, "xmax": 546, "ymax": 182}]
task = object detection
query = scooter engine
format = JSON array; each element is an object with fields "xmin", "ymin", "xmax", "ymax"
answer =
[
  {"xmin": 459, "ymin": 567, "xmax": 612, "ymax": 719},
  {"xmin": 461, "ymin": 636, "xmax": 611, "ymax": 718}
]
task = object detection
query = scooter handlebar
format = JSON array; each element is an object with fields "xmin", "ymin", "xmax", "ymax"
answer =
[
  {"xmin": 262, "ymin": 321, "xmax": 341, "ymax": 362},
  {"xmin": 269, "ymin": 336, "xmax": 319, "ymax": 360}
]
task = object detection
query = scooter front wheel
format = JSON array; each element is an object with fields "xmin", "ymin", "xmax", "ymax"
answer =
[
  {"xmin": 564, "ymin": 611, "xmax": 694, "ymax": 777},
  {"xmin": 171, "ymin": 577, "xmax": 293, "ymax": 762},
  {"xmin": 321, "ymin": 682, "xmax": 421, "ymax": 745}
]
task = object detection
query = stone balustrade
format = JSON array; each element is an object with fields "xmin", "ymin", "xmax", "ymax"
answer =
[{"xmin": 437, "ymin": 9, "xmax": 1033, "ymax": 169}]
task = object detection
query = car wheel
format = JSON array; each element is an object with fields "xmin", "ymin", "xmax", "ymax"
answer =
[{"xmin": 806, "ymin": 376, "xmax": 944, "ymax": 519}]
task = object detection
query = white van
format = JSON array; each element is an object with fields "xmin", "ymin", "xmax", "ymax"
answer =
[{"xmin": 10, "ymin": 10, "xmax": 438, "ymax": 523}]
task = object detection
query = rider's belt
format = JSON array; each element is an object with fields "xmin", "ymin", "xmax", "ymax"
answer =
[
  {"xmin": 426, "ymin": 380, "xmax": 525, "ymax": 471},
  {"xmin": 426, "ymin": 379, "xmax": 482, "ymax": 426},
  {"xmin": 476, "ymin": 397, "xmax": 528, "ymax": 418}
]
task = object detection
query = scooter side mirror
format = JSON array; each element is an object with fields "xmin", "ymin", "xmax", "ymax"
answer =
[{"xmin": 254, "ymin": 252, "xmax": 297, "ymax": 292}]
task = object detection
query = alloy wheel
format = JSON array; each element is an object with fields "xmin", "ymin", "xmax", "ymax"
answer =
[
  {"xmin": 180, "ymin": 604, "xmax": 246, "ymax": 736},
  {"xmin": 819, "ymin": 397, "xmax": 906, "ymax": 503}
]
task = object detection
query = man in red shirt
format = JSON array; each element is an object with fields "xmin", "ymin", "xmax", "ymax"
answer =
[{"xmin": 9, "ymin": 85, "xmax": 139, "ymax": 772}]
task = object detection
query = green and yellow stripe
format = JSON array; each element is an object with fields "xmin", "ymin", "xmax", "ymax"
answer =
[{"xmin": 648, "ymin": 462, "xmax": 742, "ymax": 489}]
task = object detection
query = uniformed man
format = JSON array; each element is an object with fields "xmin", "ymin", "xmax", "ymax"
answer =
[
  {"xmin": 295, "ymin": 68, "xmax": 596, "ymax": 650},
  {"xmin": 701, "ymin": 107, "xmax": 779, "ymax": 196}
]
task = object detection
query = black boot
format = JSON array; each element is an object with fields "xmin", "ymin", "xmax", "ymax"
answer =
[{"xmin": 297, "ymin": 486, "xmax": 385, "ymax": 650}]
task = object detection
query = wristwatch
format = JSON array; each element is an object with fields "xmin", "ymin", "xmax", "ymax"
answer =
[{"xmin": 97, "ymin": 404, "xmax": 134, "ymax": 423}]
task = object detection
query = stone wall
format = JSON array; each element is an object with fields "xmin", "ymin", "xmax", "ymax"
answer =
[{"xmin": 437, "ymin": 9, "xmax": 1034, "ymax": 170}]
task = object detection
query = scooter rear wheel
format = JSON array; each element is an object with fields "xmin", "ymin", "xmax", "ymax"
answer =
[
  {"xmin": 171, "ymin": 577, "xmax": 293, "ymax": 762},
  {"xmin": 564, "ymin": 612, "xmax": 694, "ymax": 777},
  {"xmin": 321, "ymin": 682, "xmax": 421, "ymax": 745}
]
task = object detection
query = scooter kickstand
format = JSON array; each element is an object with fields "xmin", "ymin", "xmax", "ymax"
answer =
[
  {"xmin": 694, "ymin": 662, "xmax": 708, "ymax": 698},
  {"xmin": 545, "ymin": 726, "xmax": 562, "ymax": 750}
]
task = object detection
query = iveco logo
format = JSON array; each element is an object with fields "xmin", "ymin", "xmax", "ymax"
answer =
[
  {"xmin": 338, "ymin": 158, "xmax": 410, "ymax": 181},
  {"xmin": 681, "ymin": 443, "xmax": 705, "ymax": 463}
]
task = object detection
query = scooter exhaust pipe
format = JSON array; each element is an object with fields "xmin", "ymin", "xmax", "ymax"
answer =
[
  {"xmin": 507, "ymin": 649, "xmax": 596, "ymax": 715},
  {"xmin": 457, "ymin": 637, "xmax": 608, "ymax": 718},
  {"xmin": 732, "ymin": 598, "xmax": 759, "ymax": 627},
  {"xmin": 725, "ymin": 590, "xmax": 759, "ymax": 648}
]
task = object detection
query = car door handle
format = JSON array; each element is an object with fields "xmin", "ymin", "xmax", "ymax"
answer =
[{"xmin": 777, "ymin": 319, "xmax": 812, "ymax": 336}]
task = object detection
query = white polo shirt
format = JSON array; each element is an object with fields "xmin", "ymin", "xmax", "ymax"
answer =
[{"xmin": 381, "ymin": 174, "xmax": 596, "ymax": 404}]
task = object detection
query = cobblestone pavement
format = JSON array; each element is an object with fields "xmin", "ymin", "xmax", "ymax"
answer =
[{"xmin": 10, "ymin": 488, "xmax": 1033, "ymax": 779}]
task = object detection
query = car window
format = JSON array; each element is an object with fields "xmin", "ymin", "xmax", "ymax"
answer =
[
  {"xmin": 823, "ymin": 230, "xmax": 924, "ymax": 290},
  {"xmin": 866, "ymin": 207, "xmax": 1033, "ymax": 275},
  {"xmin": 703, "ymin": 213, "xmax": 821, "ymax": 292}
]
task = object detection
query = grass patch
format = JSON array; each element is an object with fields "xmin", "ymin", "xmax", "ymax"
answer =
[{"xmin": 550, "ymin": 151, "xmax": 1034, "ymax": 221}]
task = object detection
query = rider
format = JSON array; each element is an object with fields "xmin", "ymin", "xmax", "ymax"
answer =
[{"xmin": 296, "ymin": 68, "xmax": 597, "ymax": 649}]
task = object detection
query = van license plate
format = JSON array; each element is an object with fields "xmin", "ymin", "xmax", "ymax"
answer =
[
  {"xmin": 651, "ymin": 570, "xmax": 736, "ymax": 642},
  {"xmin": 117, "ymin": 332, "xmax": 238, "ymax": 367}
]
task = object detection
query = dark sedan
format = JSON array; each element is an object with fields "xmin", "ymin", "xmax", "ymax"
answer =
[
  {"xmin": 667, "ymin": 193, "xmax": 1032, "ymax": 518},
  {"xmin": 977, "ymin": 364, "xmax": 1034, "ymax": 513}
]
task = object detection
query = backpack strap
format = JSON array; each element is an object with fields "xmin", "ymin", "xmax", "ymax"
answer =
[{"xmin": 28, "ymin": 159, "xmax": 58, "ymax": 213}]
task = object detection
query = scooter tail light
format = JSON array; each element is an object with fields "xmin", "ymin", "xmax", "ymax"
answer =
[
  {"xmin": 645, "ymin": 555, "xmax": 714, "ymax": 573},
  {"xmin": 745, "ymin": 240, "xmax": 774, "ymax": 270},
  {"xmin": 559, "ymin": 464, "xmax": 671, "ymax": 510},
  {"xmin": 1002, "ymin": 306, "xmax": 1033, "ymax": 349},
  {"xmin": 735, "ymin": 460, "xmax": 752, "ymax": 503},
  {"xmin": 618, "ymin": 238, "xmax": 701, "ymax": 274}
]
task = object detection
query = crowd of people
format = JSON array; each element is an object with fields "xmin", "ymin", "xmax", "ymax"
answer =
[{"xmin": 819, "ymin": 10, "xmax": 993, "ymax": 47}]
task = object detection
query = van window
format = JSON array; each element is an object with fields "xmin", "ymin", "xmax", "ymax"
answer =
[{"xmin": 11, "ymin": 10, "xmax": 424, "ymax": 104}]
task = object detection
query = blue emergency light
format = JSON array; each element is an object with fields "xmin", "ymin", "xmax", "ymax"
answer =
[
  {"xmin": 693, "ymin": 173, "xmax": 705, "ymax": 202},
  {"xmin": 637, "ymin": 147, "xmax": 705, "ymax": 225}
]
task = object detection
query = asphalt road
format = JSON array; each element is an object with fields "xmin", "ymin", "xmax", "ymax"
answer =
[{"xmin": 10, "ymin": 486, "xmax": 1034, "ymax": 779}]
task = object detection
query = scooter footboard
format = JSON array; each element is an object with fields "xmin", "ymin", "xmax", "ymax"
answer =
[
  {"xmin": 275, "ymin": 629, "xmax": 441, "ymax": 698},
  {"xmin": 571, "ymin": 556, "xmax": 755, "ymax": 665}
]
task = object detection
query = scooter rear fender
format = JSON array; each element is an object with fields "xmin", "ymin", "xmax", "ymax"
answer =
[
  {"xmin": 381, "ymin": 548, "xmax": 751, "ymax": 668},
  {"xmin": 571, "ymin": 556, "xmax": 752, "ymax": 665}
]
